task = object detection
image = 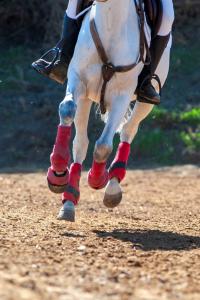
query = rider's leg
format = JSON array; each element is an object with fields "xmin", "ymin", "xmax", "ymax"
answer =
[
  {"xmin": 109, "ymin": 102, "xmax": 154, "ymax": 182},
  {"xmin": 103, "ymin": 101, "xmax": 154, "ymax": 208},
  {"xmin": 137, "ymin": 0, "xmax": 174, "ymax": 104},
  {"xmin": 56, "ymin": 0, "xmax": 84, "ymax": 63},
  {"xmin": 32, "ymin": 0, "xmax": 86, "ymax": 84}
]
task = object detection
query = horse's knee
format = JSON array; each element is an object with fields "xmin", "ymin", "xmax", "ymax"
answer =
[
  {"xmin": 59, "ymin": 98, "xmax": 77, "ymax": 126},
  {"xmin": 94, "ymin": 143, "xmax": 112, "ymax": 163}
]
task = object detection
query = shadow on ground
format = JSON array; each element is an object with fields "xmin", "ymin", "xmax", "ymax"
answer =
[
  {"xmin": 94, "ymin": 229, "xmax": 200, "ymax": 251},
  {"xmin": 61, "ymin": 232, "xmax": 86, "ymax": 238}
]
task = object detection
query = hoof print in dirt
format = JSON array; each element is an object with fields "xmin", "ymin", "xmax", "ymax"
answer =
[{"xmin": 57, "ymin": 201, "xmax": 75, "ymax": 222}]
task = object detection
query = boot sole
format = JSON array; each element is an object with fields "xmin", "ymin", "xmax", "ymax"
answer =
[
  {"xmin": 138, "ymin": 95, "xmax": 161, "ymax": 105},
  {"xmin": 32, "ymin": 63, "xmax": 65, "ymax": 85}
]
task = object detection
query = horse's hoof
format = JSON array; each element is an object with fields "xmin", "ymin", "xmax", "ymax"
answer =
[
  {"xmin": 87, "ymin": 169, "xmax": 109, "ymax": 190},
  {"xmin": 57, "ymin": 201, "xmax": 75, "ymax": 222},
  {"xmin": 47, "ymin": 167, "xmax": 68, "ymax": 194},
  {"xmin": 47, "ymin": 181, "xmax": 67, "ymax": 194},
  {"xmin": 103, "ymin": 178, "xmax": 122, "ymax": 208},
  {"xmin": 103, "ymin": 192, "xmax": 122, "ymax": 208}
]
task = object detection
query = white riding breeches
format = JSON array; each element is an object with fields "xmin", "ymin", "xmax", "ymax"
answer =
[
  {"xmin": 158, "ymin": 0, "xmax": 175, "ymax": 36},
  {"xmin": 66, "ymin": 0, "xmax": 79, "ymax": 19}
]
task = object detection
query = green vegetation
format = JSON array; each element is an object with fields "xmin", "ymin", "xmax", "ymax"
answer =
[
  {"xmin": 149, "ymin": 107, "xmax": 200, "ymax": 127},
  {"xmin": 0, "ymin": 47, "xmax": 48, "ymax": 92},
  {"xmin": 171, "ymin": 44, "xmax": 200, "ymax": 75},
  {"xmin": 180, "ymin": 108, "xmax": 200, "ymax": 126},
  {"xmin": 131, "ymin": 106, "xmax": 200, "ymax": 164}
]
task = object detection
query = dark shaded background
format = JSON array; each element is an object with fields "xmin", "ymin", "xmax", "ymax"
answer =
[{"xmin": 0, "ymin": 0, "xmax": 199, "ymax": 45}]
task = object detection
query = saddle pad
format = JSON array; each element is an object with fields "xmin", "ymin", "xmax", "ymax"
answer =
[{"xmin": 144, "ymin": 0, "xmax": 163, "ymax": 38}]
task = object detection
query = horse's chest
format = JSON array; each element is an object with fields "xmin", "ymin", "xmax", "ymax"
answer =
[{"xmin": 69, "ymin": 11, "xmax": 142, "ymax": 103}]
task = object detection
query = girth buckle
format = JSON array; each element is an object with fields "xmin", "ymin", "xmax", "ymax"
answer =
[{"xmin": 102, "ymin": 63, "xmax": 115, "ymax": 82}]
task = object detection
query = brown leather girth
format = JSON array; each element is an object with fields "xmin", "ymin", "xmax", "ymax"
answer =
[{"xmin": 90, "ymin": 0, "xmax": 150, "ymax": 114}]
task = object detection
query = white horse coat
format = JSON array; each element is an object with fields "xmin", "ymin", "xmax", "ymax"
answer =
[
  {"xmin": 68, "ymin": 0, "xmax": 143, "ymax": 107},
  {"xmin": 64, "ymin": 0, "xmax": 171, "ymax": 164},
  {"xmin": 56, "ymin": 0, "xmax": 172, "ymax": 220}
]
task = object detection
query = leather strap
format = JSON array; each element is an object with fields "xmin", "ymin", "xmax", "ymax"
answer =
[
  {"xmin": 90, "ymin": 1, "xmax": 150, "ymax": 114},
  {"xmin": 134, "ymin": 0, "xmax": 151, "ymax": 65}
]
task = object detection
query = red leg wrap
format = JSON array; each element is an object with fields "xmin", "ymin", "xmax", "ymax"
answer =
[
  {"xmin": 50, "ymin": 125, "xmax": 71, "ymax": 172},
  {"xmin": 62, "ymin": 163, "xmax": 82, "ymax": 205},
  {"xmin": 109, "ymin": 142, "xmax": 130, "ymax": 182},
  {"xmin": 88, "ymin": 161, "xmax": 109, "ymax": 190}
]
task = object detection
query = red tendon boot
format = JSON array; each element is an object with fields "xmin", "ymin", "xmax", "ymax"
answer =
[
  {"xmin": 62, "ymin": 163, "xmax": 82, "ymax": 205},
  {"xmin": 109, "ymin": 142, "xmax": 130, "ymax": 182},
  {"xmin": 88, "ymin": 161, "xmax": 109, "ymax": 190},
  {"xmin": 47, "ymin": 125, "xmax": 71, "ymax": 193}
]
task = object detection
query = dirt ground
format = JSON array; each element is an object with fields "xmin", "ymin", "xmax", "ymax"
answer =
[{"xmin": 0, "ymin": 165, "xmax": 200, "ymax": 300}]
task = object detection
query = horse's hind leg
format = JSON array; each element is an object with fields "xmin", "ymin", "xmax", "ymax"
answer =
[
  {"xmin": 120, "ymin": 101, "xmax": 154, "ymax": 144},
  {"xmin": 104, "ymin": 102, "xmax": 154, "ymax": 208},
  {"xmin": 103, "ymin": 141, "xmax": 131, "ymax": 208},
  {"xmin": 104, "ymin": 46, "xmax": 171, "ymax": 207}
]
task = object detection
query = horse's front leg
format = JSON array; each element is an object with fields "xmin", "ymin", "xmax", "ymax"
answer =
[
  {"xmin": 58, "ymin": 96, "xmax": 92, "ymax": 222},
  {"xmin": 88, "ymin": 92, "xmax": 131, "ymax": 191},
  {"xmin": 47, "ymin": 91, "xmax": 77, "ymax": 194},
  {"xmin": 104, "ymin": 101, "xmax": 154, "ymax": 208}
]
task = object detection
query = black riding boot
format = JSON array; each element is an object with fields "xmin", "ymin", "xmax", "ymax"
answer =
[
  {"xmin": 137, "ymin": 34, "xmax": 170, "ymax": 105},
  {"xmin": 32, "ymin": 14, "xmax": 80, "ymax": 84}
]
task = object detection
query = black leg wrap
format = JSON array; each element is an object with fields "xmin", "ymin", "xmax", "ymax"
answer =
[
  {"xmin": 109, "ymin": 162, "xmax": 126, "ymax": 173},
  {"xmin": 150, "ymin": 34, "xmax": 170, "ymax": 74}
]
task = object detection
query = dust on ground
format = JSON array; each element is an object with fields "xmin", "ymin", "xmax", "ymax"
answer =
[{"xmin": 0, "ymin": 165, "xmax": 200, "ymax": 300}]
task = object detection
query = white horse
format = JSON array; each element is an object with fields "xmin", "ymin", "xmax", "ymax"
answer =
[{"xmin": 48, "ymin": 0, "xmax": 171, "ymax": 221}]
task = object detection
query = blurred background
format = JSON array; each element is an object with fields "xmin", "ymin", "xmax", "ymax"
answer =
[{"xmin": 0, "ymin": 0, "xmax": 199, "ymax": 171}]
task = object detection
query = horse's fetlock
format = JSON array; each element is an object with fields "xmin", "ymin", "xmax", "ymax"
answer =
[{"xmin": 94, "ymin": 143, "xmax": 112, "ymax": 162}]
